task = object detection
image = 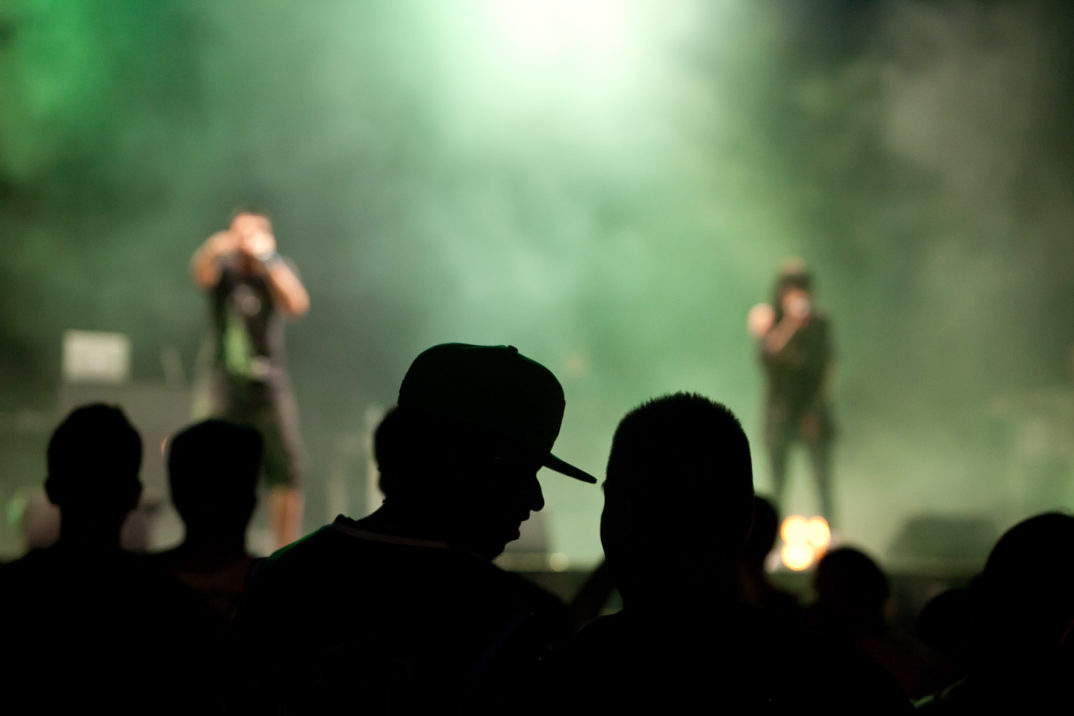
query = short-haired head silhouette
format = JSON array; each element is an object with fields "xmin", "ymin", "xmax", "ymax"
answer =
[
  {"xmin": 977, "ymin": 511, "xmax": 1074, "ymax": 655},
  {"xmin": 45, "ymin": 403, "xmax": 143, "ymax": 548},
  {"xmin": 813, "ymin": 547, "xmax": 890, "ymax": 632},
  {"xmin": 373, "ymin": 343, "xmax": 595, "ymax": 559},
  {"xmin": 601, "ymin": 393, "xmax": 754, "ymax": 605},
  {"xmin": 167, "ymin": 419, "xmax": 262, "ymax": 539}
]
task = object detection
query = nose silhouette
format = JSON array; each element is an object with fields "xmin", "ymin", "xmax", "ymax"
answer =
[{"xmin": 529, "ymin": 473, "xmax": 545, "ymax": 513}]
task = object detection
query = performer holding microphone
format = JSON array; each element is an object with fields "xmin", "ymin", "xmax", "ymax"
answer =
[
  {"xmin": 747, "ymin": 259, "xmax": 836, "ymax": 524},
  {"xmin": 191, "ymin": 208, "xmax": 309, "ymax": 548}
]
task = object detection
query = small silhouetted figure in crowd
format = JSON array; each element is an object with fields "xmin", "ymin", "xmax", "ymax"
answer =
[
  {"xmin": 917, "ymin": 512, "xmax": 1074, "ymax": 713},
  {"xmin": 0, "ymin": 404, "xmax": 226, "ymax": 714},
  {"xmin": 150, "ymin": 419, "xmax": 262, "ymax": 620},
  {"xmin": 736, "ymin": 494, "xmax": 802, "ymax": 620},
  {"xmin": 235, "ymin": 344, "xmax": 596, "ymax": 714},
  {"xmin": 552, "ymin": 393, "xmax": 911, "ymax": 713},
  {"xmin": 810, "ymin": 547, "xmax": 932, "ymax": 698}
]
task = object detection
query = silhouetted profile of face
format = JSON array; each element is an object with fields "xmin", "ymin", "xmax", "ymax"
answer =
[
  {"xmin": 375, "ymin": 407, "xmax": 547, "ymax": 559},
  {"xmin": 375, "ymin": 344, "xmax": 594, "ymax": 558},
  {"xmin": 456, "ymin": 452, "xmax": 545, "ymax": 559}
]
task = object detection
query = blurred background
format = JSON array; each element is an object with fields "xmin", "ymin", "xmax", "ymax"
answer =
[{"xmin": 1, "ymin": 0, "xmax": 1072, "ymax": 568}]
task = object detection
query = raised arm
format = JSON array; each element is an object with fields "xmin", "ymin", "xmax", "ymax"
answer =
[
  {"xmin": 762, "ymin": 314, "xmax": 805, "ymax": 358},
  {"xmin": 260, "ymin": 255, "xmax": 310, "ymax": 318},
  {"xmin": 239, "ymin": 222, "xmax": 310, "ymax": 318},
  {"xmin": 760, "ymin": 288, "xmax": 812, "ymax": 363},
  {"xmin": 191, "ymin": 231, "xmax": 238, "ymax": 289}
]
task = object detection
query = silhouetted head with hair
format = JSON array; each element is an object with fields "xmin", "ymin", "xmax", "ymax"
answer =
[
  {"xmin": 167, "ymin": 419, "xmax": 262, "ymax": 540},
  {"xmin": 976, "ymin": 512, "xmax": 1074, "ymax": 657},
  {"xmin": 601, "ymin": 393, "xmax": 754, "ymax": 605},
  {"xmin": 372, "ymin": 344, "xmax": 594, "ymax": 559},
  {"xmin": 813, "ymin": 547, "xmax": 890, "ymax": 632},
  {"xmin": 45, "ymin": 403, "xmax": 143, "ymax": 547}
]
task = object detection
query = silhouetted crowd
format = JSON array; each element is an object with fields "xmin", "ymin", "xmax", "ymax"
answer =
[{"xmin": 1, "ymin": 343, "xmax": 1071, "ymax": 714}]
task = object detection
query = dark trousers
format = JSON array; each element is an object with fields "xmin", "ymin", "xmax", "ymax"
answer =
[{"xmin": 768, "ymin": 435, "xmax": 834, "ymax": 526}]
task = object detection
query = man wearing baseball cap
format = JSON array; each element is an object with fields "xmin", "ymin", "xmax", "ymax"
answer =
[{"xmin": 236, "ymin": 343, "xmax": 595, "ymax": 714}]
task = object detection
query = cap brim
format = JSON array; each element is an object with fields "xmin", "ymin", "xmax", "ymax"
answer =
[{"xmin": 543, "ymin": 453, "xmax": 598, "ymax": 484}]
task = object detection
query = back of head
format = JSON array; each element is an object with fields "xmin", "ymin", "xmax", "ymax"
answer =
[
  {"xmin": 167, "ymin": 419, "xmax": 262, "ymax": 529},
  {"xmin": 813, "ymin": 547, "xmax": 889, "ymax": 630},
  {"xmin": 46, "ymin": 403, "xmax": 142, "ymax": 515},
  {"xmin": 978, "ymin": 512, "xmax": 1074, "ymax": 653},
  {"xmin": 602, "ymin": 393, "xmax": 754, "ymax": 601}
]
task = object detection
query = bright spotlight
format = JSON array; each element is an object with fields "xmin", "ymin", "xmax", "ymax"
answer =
[
  {"xmin": 780, "ymin": 515, "xmax": 808, "ymax": 543},
  {"xmin": 488, "ymin": 0, "xmax": 628, "ymax": 58},
  {"xmin": 806, "ymin": 516, "xmax": 831, "ymax": 551},
  {"xmin": 781, "ymin": 542, "xmax": 814, "ymax": 571},
  {"xmin": 779, "ymin": 515, "xmax": 828, "ymax": 570}
]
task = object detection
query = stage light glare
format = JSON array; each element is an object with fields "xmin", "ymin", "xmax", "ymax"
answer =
[
  {"xmin": 780, "ymin": 515, "xmax": 808, "ymax": 543},
  {"xmin": 806, "ymin": 516, "xmax": 831, "ymax": 550},
  {"xmin": 781, "ymin": 542, "xmax": 815, "ymax": 571},
  {"xmin": 489, "ymin": 0, "xmax": 627, "ymax": 58}
]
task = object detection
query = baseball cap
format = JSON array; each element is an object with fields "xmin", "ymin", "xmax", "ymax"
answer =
[{"xmin": 397, "ymin": 343, "xmax": 597, "ymax": 484}]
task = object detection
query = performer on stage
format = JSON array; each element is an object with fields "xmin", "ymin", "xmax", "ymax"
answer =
[
  {"xmin": 191, "ymin": 208, "xmax": 309, "ymax": 548},
  {"xmin": 747, "ymin": 259, "xmax": 836, "ymax": 524}
]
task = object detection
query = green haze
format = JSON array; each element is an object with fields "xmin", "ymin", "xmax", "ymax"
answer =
[{"xmin": 1, "ymin": 0, "xmax": 1072, "ymax": 563}]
